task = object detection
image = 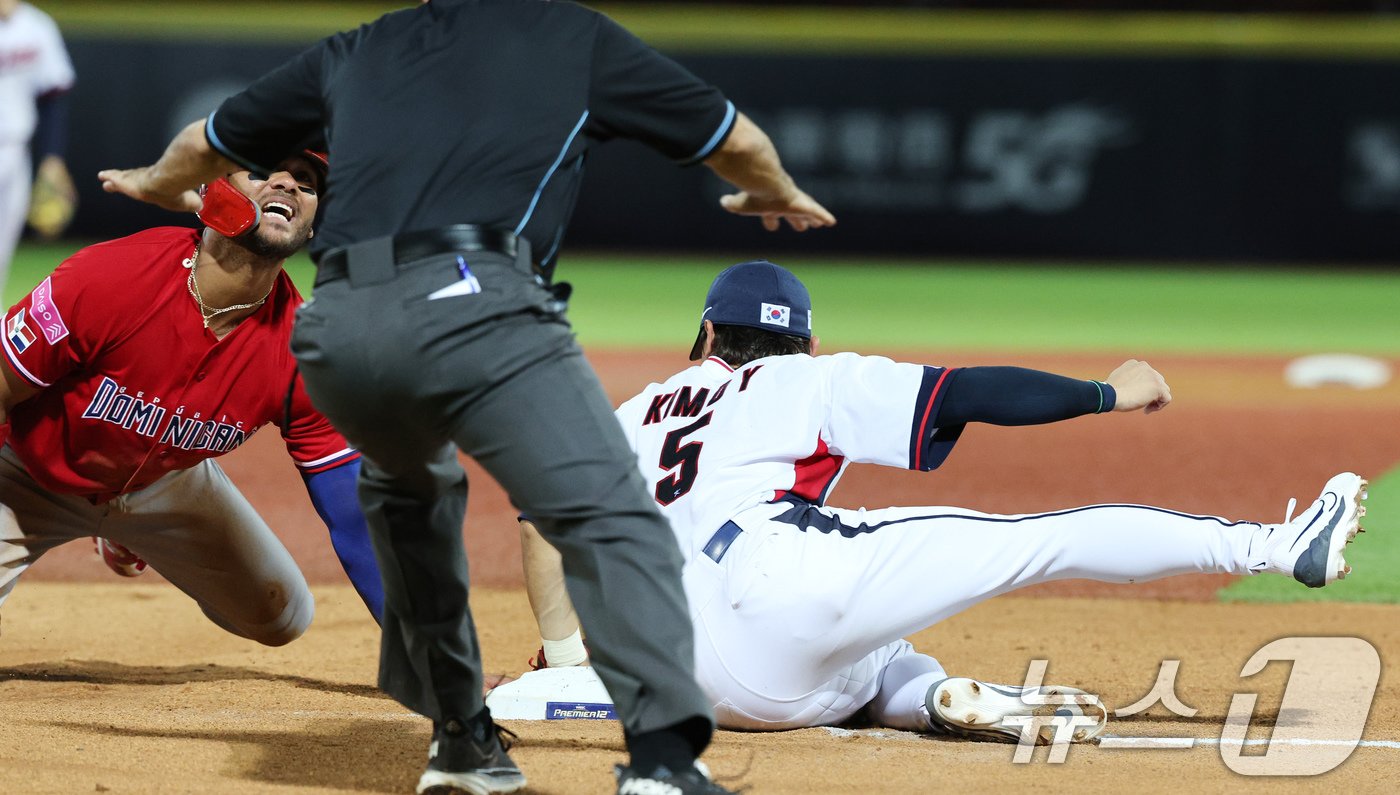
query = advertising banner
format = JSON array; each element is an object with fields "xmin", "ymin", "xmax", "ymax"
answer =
[{"xmin": 62, "ymin": 39, "xmax": 1399, "ymax": 263}]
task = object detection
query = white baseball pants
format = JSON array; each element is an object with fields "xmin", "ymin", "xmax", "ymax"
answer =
[
  {"xmin": 686, "ymin": 498, "xmax": 1262, "ymax": 730},
  {"xmin": 0, "ymin": 143, "xmax": 29, "ymax": 293}
]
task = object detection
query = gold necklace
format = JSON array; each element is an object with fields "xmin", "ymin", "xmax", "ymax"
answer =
[{"xmin": 184, "ymin": 243, "xmax": 274, "ymax": 330}]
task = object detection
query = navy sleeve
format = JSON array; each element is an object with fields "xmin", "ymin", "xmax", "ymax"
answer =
[
  {"xmin": 933, "ymin": 366, "xmax": 1116, "ymax": 429},
  {"xmin": 908, "ymin": 366, "xmax": 965, "ymax": 472},
  {"xmin": 585, "ymin": 14, "xmax": 735, "ymax": 164},
  {"xmin": 303, "ymin": 458, "xmax": 383, "ymax": 623},
  {"xmin": 32, "ymin": 90, "xmax": 69, "ymax": 160},
  {"xmin": 207, "ymin": 37, "xmax": 338, "ymax": 173}
]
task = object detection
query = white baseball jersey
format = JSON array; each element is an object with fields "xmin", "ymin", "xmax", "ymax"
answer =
[
  {"xmin": 614, "ymin": 352, "xmax": 962, "ymax": 563},
  {"xmin": 614, "ymin": 352, "xmax": 1264, "ymax": 731},
  {"xmin": 1, "ymin": 3, "xmax": 73, "ymax": 285},
  {"xmin": 0, "ymin": 3, "xmax": 73, "ymax": 146}
]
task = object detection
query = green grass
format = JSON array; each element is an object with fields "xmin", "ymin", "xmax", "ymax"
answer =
[
  {"xmin": 40, "ymin": 2, "xmax": 1400, "ymax": 59},
  {"xmin": 12, "ymin": 244, "xmax": 1400, "ymax": 356},
  {"xmin": 1222, "ymin": 470, "xmax": 1400, "ymax": 604},
  {"xmin": 548, "ymin": 256, "xmax": 1400, "ymax": 357},
  {"xmin": 12, "ymin": 242, "xmax": 1399, "ymax": 604}
]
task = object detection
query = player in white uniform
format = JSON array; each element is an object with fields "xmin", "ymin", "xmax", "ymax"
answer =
[
  {"xmin": 522, "ymin": 259, "xmax": 1368, "ymax": 742},
  {"xmin": 0, "ymin": 1, "xmax": 74, "ymax": 291}
]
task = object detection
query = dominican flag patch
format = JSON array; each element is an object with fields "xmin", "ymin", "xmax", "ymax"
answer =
[
  {"xmin": 7, "ymin": 309, "xmax": 36, "ymax": 353},
  {"xmin": 760, "ymin": 303, "xmax": 791, "ymax": 328}
]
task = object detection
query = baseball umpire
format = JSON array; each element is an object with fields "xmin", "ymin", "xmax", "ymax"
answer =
[
  {"xmin": 98, "ymin": 2, "xmax": 833, "ymax": 793},
  {"xmin": 519, "ymin": 259, "xmax": 1368, "ymax": 742}
]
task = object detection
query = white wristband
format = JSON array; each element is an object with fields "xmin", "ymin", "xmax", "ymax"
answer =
[{"xmin": 541, "ymin": 629, "xmax": 588, "ymax": 667}]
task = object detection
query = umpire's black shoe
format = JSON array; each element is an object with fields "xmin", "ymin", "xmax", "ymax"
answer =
[
  {"xmin": 416, "ymin": 708, "xmax": 526, "ymax": 795},
  {"xmin": 614, "ymin": 762, "xmax": 741, "ymax": 795}
]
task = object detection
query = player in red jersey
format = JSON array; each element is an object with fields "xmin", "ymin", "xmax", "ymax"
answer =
[{"xmin": 0, "ymin": 151, "xmax": 383, "ymax": 641}]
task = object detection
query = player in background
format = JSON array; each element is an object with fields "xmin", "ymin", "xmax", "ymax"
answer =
[
  {"xmin": 519, "ymin": 259, "xmax": 1368, "ymax": 742},
  {"xmin": 0, "ymin": 151, "xmax": 385, "ymax": 644},
  {"xmin": 0, "ymin": 0, "xmax": 76, "ymax": 292}
]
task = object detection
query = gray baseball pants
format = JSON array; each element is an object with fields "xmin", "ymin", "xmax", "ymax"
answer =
[
  {"xmin": 0, "ymin": 445, "xmax": 313, "ymax": 644},
  {"xmin": 290, "ymin": 246, "xmax": 712, "ymax": 737}
]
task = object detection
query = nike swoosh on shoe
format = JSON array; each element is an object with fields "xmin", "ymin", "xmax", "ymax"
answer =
[{"xmin": 1293, "ymin": 496, "xmax": 1351, "ymax": 588}]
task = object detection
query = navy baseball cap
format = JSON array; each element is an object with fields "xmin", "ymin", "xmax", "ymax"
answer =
[{"xmin": 688, "ymin": 260, "xmax": 813, "ymax": 360}]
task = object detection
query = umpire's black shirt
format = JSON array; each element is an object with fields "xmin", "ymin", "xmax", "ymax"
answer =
[{"xmin": 206, "ymin": 0, "xmax": 735, "ymax": 266}]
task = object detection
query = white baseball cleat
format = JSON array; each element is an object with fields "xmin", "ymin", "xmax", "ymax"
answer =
[
  {"xmin": 93, "ymin": 537, "xmax": 148, "ymax": 577},
  {"xmin": 1261, "ymin": 472, "xmax": 1368, "ymax": 588},
  {"xmin": 924, "ymin": 677, "xmax": 1108, "ymax": 745}
]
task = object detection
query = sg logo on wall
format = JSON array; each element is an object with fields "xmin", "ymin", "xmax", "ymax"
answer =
[
  {"xmin": 755, "ymin": 104, "xmax": 1134, "ymax": 215},
  {"xmin": 1349, "ymin": 121, "xmax": 1400, "ymax": 211}
]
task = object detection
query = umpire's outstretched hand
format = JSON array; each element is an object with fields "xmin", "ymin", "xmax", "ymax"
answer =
[
  {"xmin": 719, "ymin": 188, "xmax": 835, "ymax": 233},
  {"xmin": 705, "ymin": 112, "xmax": 837, "ymax": 233},
  {"xmin": 98, "ymin": 166, "xmax": 204, "ymax": 214},
  {"xmin": 98, "ymin": 119, "xmax": 240, "ymax": 214},
  {"xmin": 1105, "ymin": 359, "xmax": 1172, "ymax": 414}
]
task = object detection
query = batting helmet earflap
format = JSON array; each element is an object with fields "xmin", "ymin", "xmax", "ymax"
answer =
[
  {"xmin": 195, "ymin": 149, "xmax": 328, "ymax": 238},
  {"xmin": 197, "ymin": 177, "xmax": 261, "ymax": 238}
]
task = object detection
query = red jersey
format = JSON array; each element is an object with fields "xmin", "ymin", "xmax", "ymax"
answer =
[{"xmin": 0, "ymin": 227, "xmax": 358, "ymax": 501}]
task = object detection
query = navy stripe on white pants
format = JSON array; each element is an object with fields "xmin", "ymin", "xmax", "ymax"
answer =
[{"xmin": 691, "ymin": 500, "xmax": 1258, "ymax": 729}]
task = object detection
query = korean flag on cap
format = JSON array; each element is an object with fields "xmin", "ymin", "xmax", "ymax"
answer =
[{"xmin": 760, "ymin": 303, "xmax": 790, "ymax": 329}]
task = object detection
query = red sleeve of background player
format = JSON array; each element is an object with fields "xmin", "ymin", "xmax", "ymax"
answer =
[
  {"xmin": 0, "ymin": 245, "xmax": 110, "ymax": 388},
  {"xmin": 278, "ymin": 372, "xmax": 360, "ymax": 475}
]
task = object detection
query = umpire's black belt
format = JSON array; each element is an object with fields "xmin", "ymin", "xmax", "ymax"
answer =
[{"xmin": 315, "ymin": 225, "xmax": 526, "ymax": 287}]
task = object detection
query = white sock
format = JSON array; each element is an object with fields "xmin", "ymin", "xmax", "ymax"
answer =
[{"xmin": 868, "ymin": 652, "xmax": 946, "ymax": 731}]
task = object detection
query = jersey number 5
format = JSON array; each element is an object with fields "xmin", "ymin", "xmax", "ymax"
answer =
[{"xmin": 654, "ymin": 412, "xmax": 713, "ymax": 506}]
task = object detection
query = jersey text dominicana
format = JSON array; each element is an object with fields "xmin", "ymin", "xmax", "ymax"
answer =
[
  {"xmin": 0, "ymin": 227, "xmax": 357, "ymax": 501},
  {"xmin": 615, "ymin": 354, "xmax": 965, "ymax": 561}
]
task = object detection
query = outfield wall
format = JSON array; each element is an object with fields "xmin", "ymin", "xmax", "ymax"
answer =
[{"xmin": 52, "ymin": 5, "xmax": 1400, "ymax": 263}]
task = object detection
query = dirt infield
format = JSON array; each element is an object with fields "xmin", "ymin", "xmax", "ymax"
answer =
[
  {"xmin": 4, "ymin": 585, "xmax": 1397, "ymax": 793},
  {"xmin": 5, "ymin": 349, "xmax": 1399, "ymax": 792}
]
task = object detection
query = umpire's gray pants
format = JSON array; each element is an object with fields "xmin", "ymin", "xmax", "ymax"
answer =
[{"xmin": 290, "ymin": 248, "xmax": 712, "ymax": 738}]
